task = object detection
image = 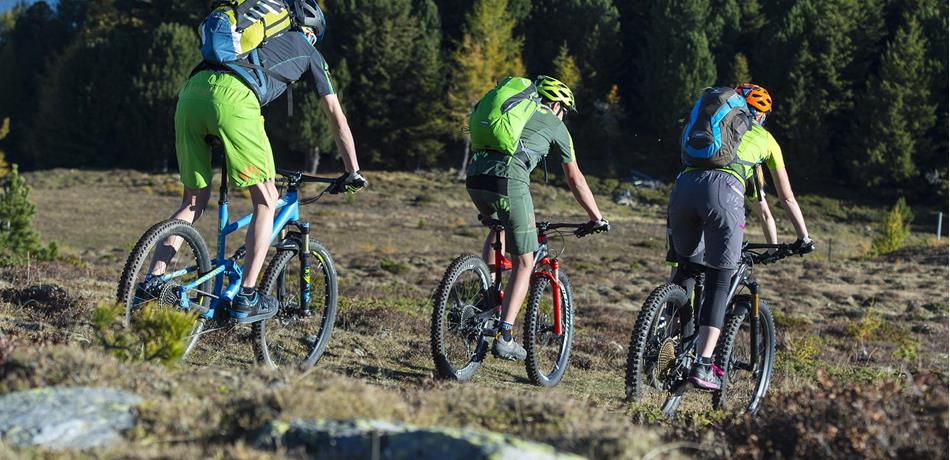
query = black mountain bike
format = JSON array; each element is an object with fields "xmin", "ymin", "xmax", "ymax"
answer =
[
  {"xmin": 625, "ymin": 242, "xmax": 808, "ymax": 416},
  {"xmin": 430, "ymin": 217, "xmax": 600, "ymax": 387}
]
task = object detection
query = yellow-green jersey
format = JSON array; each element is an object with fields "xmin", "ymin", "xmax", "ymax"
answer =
[{"xmin": 684, "ymin": 124, "xmax": 784, "ymax": 183}]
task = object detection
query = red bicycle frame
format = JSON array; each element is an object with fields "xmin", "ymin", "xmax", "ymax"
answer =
[{"xmin": 489, "ymin": 233, "xmax": 564, "ymax": 336}]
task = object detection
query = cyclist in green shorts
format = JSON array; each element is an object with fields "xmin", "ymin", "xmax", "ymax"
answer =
[
  {"xmin": 466, "ymin": 75, "xmax": 610, "ymax": 360},
  {"xmin": 144, "ymin": 1, "xmax": 366, "ymax": 323},
  {"xmin": 668, "ymin": 83, "xmax": 813, "ymax": 390}
]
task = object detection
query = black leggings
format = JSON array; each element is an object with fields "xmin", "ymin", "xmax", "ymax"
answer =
[{"xmin": 671, "ymin": 261, "xmax": 735, "ymax": 330}]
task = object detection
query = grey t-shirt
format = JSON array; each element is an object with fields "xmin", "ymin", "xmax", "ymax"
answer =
[{"xmin": 227, "ymin": 31, "xmax": 335, "ymax": 106}]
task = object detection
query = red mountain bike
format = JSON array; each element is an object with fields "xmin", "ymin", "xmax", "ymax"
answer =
[{"xmin": 430, "ymin": 217, "xmax": 600, "ymax": 387}]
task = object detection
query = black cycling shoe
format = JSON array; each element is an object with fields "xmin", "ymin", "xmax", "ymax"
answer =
[
  {"xmin": 689, "ymin": 362, "xmax": 724, "ymax": 391},
  {"xmin": 492, "ymin": 336, "xmax": 527, "ymax": 361},
  {"xmin": 134, "ymin": 276, "xmax": 166, "ymax": 305},
  {"xmin": 230, "ymin": 290, "xmax": 280, "ymax": 324}
]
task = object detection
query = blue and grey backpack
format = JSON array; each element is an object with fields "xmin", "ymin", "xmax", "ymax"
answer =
[{"xmin": 680, "ymin": 87, "xmax": 754, "ymax": 169}]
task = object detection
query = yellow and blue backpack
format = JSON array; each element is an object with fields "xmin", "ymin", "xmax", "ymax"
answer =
[{"xmin": 199, "ymin": 0, "xmax": 293, "ymax": 64}]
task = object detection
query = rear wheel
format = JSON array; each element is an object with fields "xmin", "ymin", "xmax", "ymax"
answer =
[
  {"xmin": 624, "ymin": 283, "xmax": 690, "ymax": 405},
  {"xmin": 714, "ymin": 295, "xmax": 776, "ymax": 415},
  {"xmin": 430, "ymin": 255, "xmax": 493, "ymax": 381},
  {"xmin": 524, "ymin": 270, "xmax": 573, "ymax": 387},
  {"xmin": 116, "ymin": 219, "xmax": 211, "ymax": 362},
  {"xmin": 254, "ymin": 238, "xmax": 338, "ymax": 370}
]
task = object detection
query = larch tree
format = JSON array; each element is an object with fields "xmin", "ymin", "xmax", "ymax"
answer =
[{"xmin": 446, "ymin": 0, "xmax": 525, "ymax": 178}]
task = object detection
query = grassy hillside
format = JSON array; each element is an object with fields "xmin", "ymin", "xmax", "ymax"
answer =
[{"xmin": 0, "ymin": 169, "xmax": 946, "ymax": 458}]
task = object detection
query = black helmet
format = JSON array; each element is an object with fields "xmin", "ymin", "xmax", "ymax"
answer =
[{"xmin": 292, "ymin": 0, "xmax": 326, "ymax": 41}]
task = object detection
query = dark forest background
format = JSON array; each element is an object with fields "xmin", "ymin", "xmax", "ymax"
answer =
[{"xmin": 0, "ymin": 0, "xmax": 946, "ymax": 202}]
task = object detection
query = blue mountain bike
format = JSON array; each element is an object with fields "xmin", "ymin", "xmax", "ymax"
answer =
[{"xmin": 117, "ymin": 138, "xmax": 344, "ymax": 369}]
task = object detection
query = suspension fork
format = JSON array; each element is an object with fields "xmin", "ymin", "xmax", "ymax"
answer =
[
  {"xmin": 298, "ymin": 222, "xmax": 312, "ymax": 316},
  {"xmin": 749, "ymin": 281, "xmax": 760, "ymax": 370},
  {"xmin": 536, "ymin": 257, "xmax": 562, "ymax": 335}
]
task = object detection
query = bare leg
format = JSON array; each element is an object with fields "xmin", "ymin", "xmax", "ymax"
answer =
[
  {"xmin": 149, "ymin": 187, "xmax": 211, "ymax": 275},
  {"xmin": 501, "ymin": 252, "xmax": 535, "ymax": 325},
  {"xmin": 241, "ymin": 180, "xmax": 279, "ymax": 289},
  {"xmin": 696, "ymin": 326, "xmax": 721, "ymax": 358}
]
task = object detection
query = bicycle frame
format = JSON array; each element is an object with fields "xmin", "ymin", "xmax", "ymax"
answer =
[
  {"xmin": 487, "ymin": 228, "xmax": 564, "ymax": 335},
  {"xmin": 159, "ymin": 157, "xmax": 316, "ymax": 320}
]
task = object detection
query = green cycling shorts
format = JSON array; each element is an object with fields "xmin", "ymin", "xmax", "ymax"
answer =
[
  {"xmin": 174, "ymin": 71, "xmax": 275, "ymax": 189},
  {"xmin": 466, "ymin": 175, "xmax": 537, "ymax": 255}
]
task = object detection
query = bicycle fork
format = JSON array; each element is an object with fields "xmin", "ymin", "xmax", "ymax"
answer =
[{"xmin": 749, "ymin": 281, "xmax": 760, "ymax": 370}]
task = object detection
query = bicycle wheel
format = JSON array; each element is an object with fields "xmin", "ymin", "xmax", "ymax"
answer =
[
  {"xmin": 524, "ymin": 270, "xmax": 573, "ymax": 387},
  {"xmin": 254, "ymin": 238, "xmax": 338, "ymax": 369},
  {"xmin": 624, "ymin": 283, "xmax": 689, "ymax": 404},
  {"xmin": 713, "ymin": 295, "xmax": 776, "ymax": 415},
  {"xmin": 116, "ymin": 219, "xmax": 211, "ymax": 361},
  {"xmin": 430, "ymin": 254, "xmax": 492, "ymax": 381}
]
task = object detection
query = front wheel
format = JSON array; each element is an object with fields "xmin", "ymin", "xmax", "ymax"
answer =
[
  {"xmin": 254, "ymin": 238, "xmax": 338, "ymax": 370},
  {"xmin": 524, "ymin": 270, "xmax": 573, "ymax": 387},
  {"xmin": 713, "ymin": 295, "xmax": 776, "ymax": 415},
  {"xmin": 430, "ymin": 254, "xmax": 493, "ymax": 381}
]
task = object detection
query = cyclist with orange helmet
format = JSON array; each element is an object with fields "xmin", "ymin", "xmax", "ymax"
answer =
[{"xmin": 667, "ymin": 83, "xmax": 813, "ymax": 390}]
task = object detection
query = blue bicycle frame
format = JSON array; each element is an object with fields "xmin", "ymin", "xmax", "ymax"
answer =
[{"xmin": 153, "ymin": 150, "xmax": 332, "ymax": 320}]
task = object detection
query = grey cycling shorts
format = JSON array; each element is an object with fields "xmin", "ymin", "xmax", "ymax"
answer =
[{"xmin": 668, "ymin": 170, "xmax": 746, "ymax": 270}]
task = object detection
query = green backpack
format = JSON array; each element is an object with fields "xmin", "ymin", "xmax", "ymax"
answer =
[{"xmin": 469, "ymin": 77, "xmax": 541, "ymax": 155}]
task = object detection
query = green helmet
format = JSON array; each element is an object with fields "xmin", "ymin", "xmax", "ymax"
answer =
[{"xmin": 535, "ymin": 75, "xmax": 576, "ymax": 112}]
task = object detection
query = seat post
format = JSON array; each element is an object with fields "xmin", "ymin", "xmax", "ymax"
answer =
[{"xmin": 216, "ymin": 146, "xmax": 228, "ymax": 206}]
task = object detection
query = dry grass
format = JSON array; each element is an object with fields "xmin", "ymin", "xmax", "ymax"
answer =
[{"xmin": 0, "ymin": 169, "xmax": 945, "ymax": 458}]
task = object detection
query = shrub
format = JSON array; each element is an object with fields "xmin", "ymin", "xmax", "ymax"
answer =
[
  {"xmin": 379, "ymin": 257, "xmax": 409, "ymax": 275},
  {"xmin": 92, "ymin": 302, "xmax": 197, "ymax": 365},
  {"xmin": 870, "ymin": 197, "xmax": 913, "ymax": 255},
  {"xmin": 0, "ymin": 163, "xmax": 58, "ymax": 266}
]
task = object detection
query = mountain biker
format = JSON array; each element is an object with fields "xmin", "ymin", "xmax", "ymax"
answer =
[
  {"xmin": 466, "ymin": 75, "xmax": 609, "ymax": 361},
  {"xmin": 668, "ymin": 83, "xmax": 813, "ymax": 390},
  {"xmin": 143, "ymin": 0, "xmax": 366, "ymax": 323}
]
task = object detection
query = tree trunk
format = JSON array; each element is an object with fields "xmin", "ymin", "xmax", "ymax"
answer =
[
  {"xmin": 304, "ymin": 146, "xmax": 320, "ymax": 174},
  {"xmin": 456, "ymin": 138, "xmax": 470, "ymax": 181}
]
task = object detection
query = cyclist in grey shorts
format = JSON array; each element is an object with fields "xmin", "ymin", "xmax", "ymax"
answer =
[{"xmin": 668, "ymin": 84, "xmax": 814, "ymax": 390}]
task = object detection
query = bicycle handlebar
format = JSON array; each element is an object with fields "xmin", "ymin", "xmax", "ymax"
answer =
[
  {"xmin": 275, "ymin": 168, "xmax": 337, "ymax": 185},
  {"xmin": 741, "ymin": 242, "xmax": 802, "ymax": 265}
]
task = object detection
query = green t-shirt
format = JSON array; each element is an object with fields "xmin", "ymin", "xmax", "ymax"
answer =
[
  {"xmin": 467, "ymin": 105, "xmax": 575, "ymax": 184},
  {"xmin": 685, "ymin": 124, "xmax": 785, "ymax": 182}
]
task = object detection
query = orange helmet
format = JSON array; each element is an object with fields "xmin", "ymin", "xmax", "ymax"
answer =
[{"xmin": 736, "ymin": 83, "xmax": 772, "ymax": 113}]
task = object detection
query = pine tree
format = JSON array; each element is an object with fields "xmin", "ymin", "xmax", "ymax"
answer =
[
  {"xmin": 764, "ymin": 0, "xmax": 871, "ymax": 181},
  {"xmin": 522, "ymin": 0, "xmax": 622, "ymax": 98},
  {"xmin": 324, "ymin": 0, "xmax": 447, "ymax": 168},
  {"xmin": 551, "ymin": 43, "xmax": 580, "ymax": 89},
  {"xmin": 133, "ymin": 22, "xmax": 200, "ymax": 171},
  {"xmin": 0, "ymin": 160, "xmax": 57, "ymax": 265},
  {"xmin": 638, "ymin": 0, "xmax": 716, "ymax": 154},
  {"xmin": 848, "ymin": 15, "xmax": 935, "ymax": 187},
  {"xmin": 729, "ymin": 53, "xmax": 751, "ymax": 86},
  {"xmin": 446, "ymin": 0, "xmax": 525, "ymax": 176}
]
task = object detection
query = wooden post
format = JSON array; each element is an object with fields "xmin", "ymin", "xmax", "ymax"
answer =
[{"xmin": 938, "ymin": 212, "xmax": 944, "ymax": 239}]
